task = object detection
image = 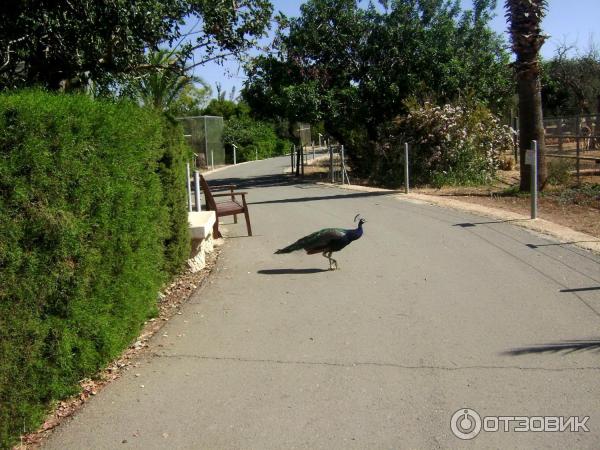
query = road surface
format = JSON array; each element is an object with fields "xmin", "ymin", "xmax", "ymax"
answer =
[{"xmin": 45, "ymin": 156, "xmax": 600, "ymax": 449}]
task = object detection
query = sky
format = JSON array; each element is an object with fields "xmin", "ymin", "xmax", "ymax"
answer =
[{"xmin": 192, "ymin": 0, "xmax": 599, "ymax": 100}]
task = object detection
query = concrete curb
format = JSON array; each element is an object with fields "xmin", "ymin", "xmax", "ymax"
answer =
[{"xmin": 201, "ymin": 159, "xmax": 260, "ymax": 176}]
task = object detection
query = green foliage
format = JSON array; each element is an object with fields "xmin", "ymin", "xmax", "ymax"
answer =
[
  {"xmin": 125, "ymin": 49, "xmax": 211, "ymax": 115},
  {"xmin": 223, "ymin": 116, "xmax": 291, "ymax": 162},
  {"xmin": 546, "ymin": 158, "xmax": 574, "ymax": 185},
  {"xmin": 203, "ymin": 99, "xmax": 250, "ymax": 120},
  {"xmin": 542, "ymin": 47, "xmax": 600, "ymax": 116},
  {"xmin": 373, "ymin": 102, "xmax": 514, "ymax": 187},
  {"xmin": 157, "ymin": 118, "xmax": 193, "ymax": 275},
  {"xmin": 0, "ymin": 90, "xmax": 189, "ymax": 447},
  {"xmin": 0, "ymin": 0, "xmax": 272, "ymax": 91},
  {"xmin": 557, "ymin": 184, "xmax": 600, "ymax": 207},
  {"xmin": 170, "ymin": 82, "xmax": 212, "ymax": 117},
  {"xmin": 243, "ymin": 0, "xmax": 512, "ymax": 133},
  {"xmin": 243, "ymin": 0, "xmax": 513, "ymax": 184}
]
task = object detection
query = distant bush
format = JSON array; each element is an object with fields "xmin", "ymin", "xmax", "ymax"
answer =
[
  {"xmin": 547, "ymin": 158, "xmax": 574, "ymax": 186},
  {"xmin": 0, "ymin": 90, "xmax": 189, "ymax": 447},
  {"xmin": 223, "ymin": 116, "xmax": 291, "ymax": 162},
  {"xmin": 372, "ymin": 102, "xmax": 513, "ymax": 187}
]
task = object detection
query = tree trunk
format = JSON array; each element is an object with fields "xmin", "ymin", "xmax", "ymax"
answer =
[{"xmin": 517, "ymin": 74, "xmax": 547, "ymax": 191}]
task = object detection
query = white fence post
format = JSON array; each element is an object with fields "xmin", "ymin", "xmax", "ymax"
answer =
[
  {"xmin": 194, "ymin": 170, "xmax": 201, "ymax": 212},
  {"xmin": 186, "ymin": 163, "xmax": 192, "ymax": 212},
  {"xmin": 404, "ymin": 143, "xmax": 410, "ymax": 194}
]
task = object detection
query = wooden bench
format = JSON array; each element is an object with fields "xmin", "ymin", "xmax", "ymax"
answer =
[{"xmin": 199, "ymin": 175, "xmax": 252, "ymax": 238}]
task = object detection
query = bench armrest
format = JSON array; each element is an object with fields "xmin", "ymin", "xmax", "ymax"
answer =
[{"xmin": 211, "ymin": 192, "xmax": 248, "ymax": 197}]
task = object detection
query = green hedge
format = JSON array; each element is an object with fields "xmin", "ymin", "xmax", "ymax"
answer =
[
  {"xmin": 0, "ymin": 90, "xmax": 190, "ymax": 448},
  {"xmin": 223, "ymin": 116, "xmax": 291, "ymax": 162}
]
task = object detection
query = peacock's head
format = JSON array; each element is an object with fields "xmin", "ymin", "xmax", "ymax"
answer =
[{"xmin": 354, "ymin": 214, "xmax": 367, "ymax": 226}]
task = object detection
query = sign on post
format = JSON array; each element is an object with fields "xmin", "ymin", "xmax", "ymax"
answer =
[{"xmin": 525, "ymin": 149, "xmax": 535, "ymax": 165}]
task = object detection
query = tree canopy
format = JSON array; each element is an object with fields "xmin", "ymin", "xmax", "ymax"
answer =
[
  {"xmin": 243, "ymin": 0, "xmax": 512, "ymax": 141},
  {"xmin": 0, "ymin": 0, "xmax": 273, "ymax": 90}
]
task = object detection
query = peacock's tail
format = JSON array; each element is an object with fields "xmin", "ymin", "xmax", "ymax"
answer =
[
  {"xmin": 274, "ymin": 241, "xmax": 304, "ymax": 254},
  {"xmin": 275, "ymin": 231, "xmax": 323, "ymax": 254}
]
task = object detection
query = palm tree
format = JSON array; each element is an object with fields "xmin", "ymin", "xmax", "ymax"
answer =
[
  {"xmin": 505, "ymin": 0, "xmax": 548, "ymax": 190},
  {"xmin": 135, "ymin": 49, "xmax": 209, "ymax": 113}
]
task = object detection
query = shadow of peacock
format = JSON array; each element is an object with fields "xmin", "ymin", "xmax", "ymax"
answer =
[{"xmin": 275, "ymin": 214, "xmax": 366, "ymax": 270}]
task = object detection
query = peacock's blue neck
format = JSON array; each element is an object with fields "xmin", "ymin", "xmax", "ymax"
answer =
[{"xmin": 347, "ymin": 223, "xmax": 363, "ymax": 241}]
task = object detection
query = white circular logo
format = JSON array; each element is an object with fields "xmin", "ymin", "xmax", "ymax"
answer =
[{"xmin": 451, "ymin": 408, "xmax": 482, "ymax": 440}]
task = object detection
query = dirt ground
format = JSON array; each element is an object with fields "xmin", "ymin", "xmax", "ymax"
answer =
[{"xmin": 302, "ymin": 161, "xmax": 600, "ymax": 238}]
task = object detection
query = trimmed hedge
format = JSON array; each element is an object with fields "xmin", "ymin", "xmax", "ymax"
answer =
[{"xmin": 0, "ymin": 90, "xmax": 190, "ymax": 448}]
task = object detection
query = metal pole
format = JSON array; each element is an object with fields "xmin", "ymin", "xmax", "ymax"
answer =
[
  {"xmin": 576, "ymin": 116, "xmax": 581, "ymax": 185},
  {"xmin": 404, "ymin": 143, "xmax": 410, "ymax": 194},
  {"xmin": 301, "ymin": 146, "xmax": 305, "ymax": 177},
  {"xmin": 255, "ymin": 149, "xmax": 258, "ymax": 161},
  {"xmin": 329, "ymin": 144, "xmax": 334, "ymax": 183},
  {"xmin": 194, "ymin": 170, "xmax": 201, "ymax": 212},
  {"xmin": 341, "ymin": 145, "xmax": 346, "ymax": 185},
  {"xmin": 186, "ymin": 163, "xmax": 192, "ymax": 212},
  {"xmin": 312, "ymin": 141, "xmax": 315, "ymax": 160},
  {"xmin": 233, "ymin": 144, "xmax": 237, "ymax": 165},
  {"xmin": 291, "ymin": 145, "xmax": 295, "ymax": 172},
  {"xmin": 204, "ymin": 117, "xmax": 208, "ymax": 169},
  {"xmin": 211, "ymin": 150, "xmax": 214, "ymax": 171},
  {"xmin": 531, "ymin": 140, "xmax": 538, "ymax": 219},
  {"xmin": 295, "ymin": 145, "xmax": 300, "ymax": 176}
]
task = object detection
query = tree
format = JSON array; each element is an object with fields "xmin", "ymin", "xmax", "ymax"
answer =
[
  {"xmin": 170, "ymin": 83, "xmax": 212, "ymax": 117},
  {"xmin": 542, "ymin": 45, "xmax": 600, "ymax": 117},
  {"xmin": 129, "ymin": 49, "xmax": 209, "ymax": 114},
  {"xmin": 243, "ymin": 0, "xmax": 512, "ymax": 163},
  {"xmin": 505, "ymin": 0, "xmax": 548, "ymax": 190},
  {"xmin": 0, "ymin": 0, "xmax": 272, "ymax": 90},
  {"xmin": 203, "ymin": 98, "xmax": 250, "ymax": 120}
]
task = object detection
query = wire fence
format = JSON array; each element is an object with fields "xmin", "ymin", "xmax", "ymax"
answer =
[
  {"xmin": 543, "ymin": 114, "xmax": 600, "ymax": 183},
  {"xmin": 177, "ymin": 115, "xmax": 225, "ymax": 168}
]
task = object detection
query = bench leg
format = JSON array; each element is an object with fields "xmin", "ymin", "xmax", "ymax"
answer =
[
  {"xmin": 234, "ymin": 214, "xmax": 238, "ymax": 224},
  {"xmin": 243, "ymin": 208, "xmax": 252, "ymax": 236},
  {"xmin": 213, "ymin": 217, "xmax": 223, "ymax": 239}
]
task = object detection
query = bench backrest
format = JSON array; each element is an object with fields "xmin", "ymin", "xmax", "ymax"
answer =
[{"xmin": 199, "ymin": 175, "xmax": 217, "ymax": 211}]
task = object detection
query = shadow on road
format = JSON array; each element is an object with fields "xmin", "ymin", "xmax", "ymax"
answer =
[
  {"xmin": 207, "ymin": 173, "xmax": 299, "ymax": 189},
  {"xmin": 250, "ymin": 190, "xmax": 394, "ymax": 205},
  {"xmin": 526, "ymin": 241, "xmax": 600, "ymax": 249},
  {"xmin": 453, "ymin": 218, "xmax": 530, "ymax": 228},
  {"xmin": 258, "ymin": 268, "xmax": 329, "ymax": 275},
  {"xmin": 560, "ymin": 286, "xmax": 600, "ymax": 293},
  {"xmin": 502, "ymin": 339, "xmax": 600, "ymax": 356}
]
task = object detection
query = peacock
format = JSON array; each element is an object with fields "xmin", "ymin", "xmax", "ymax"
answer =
[{"xmin": 275, "ymin": 214, "xmax": 366, "ymax": 270}]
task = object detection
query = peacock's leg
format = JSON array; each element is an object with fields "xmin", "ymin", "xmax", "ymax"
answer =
[
  {"xmin": 323, "ymin": 251, "xmax": 334, "ymax": 270},
  {"xmin": 331, "ymin": 257, "xmax": 338, "ymax": 270}
]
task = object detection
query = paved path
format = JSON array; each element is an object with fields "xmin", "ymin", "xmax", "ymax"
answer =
[{"xmin": 45, "ymin": 156, "xmax": 600, "ymax": 449}]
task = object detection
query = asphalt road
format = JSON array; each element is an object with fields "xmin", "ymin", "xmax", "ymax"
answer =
[{"xmin": 45, "ymin": 156, "xmax": 600, "ymax": 449}]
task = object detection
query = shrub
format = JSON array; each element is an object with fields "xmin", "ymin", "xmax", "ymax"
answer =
[
  {"xmin": 546, "ymin": 158, "xmax": 574, "ymax": 186},
  {"xmin": 374, "ymin": 102, "xmax": 513, "ymax": 187},
  {"xmin": 223, "ymin": 116, "xmax": 291, "ymax": 162},
  {"xmin": 157, "ymin": 119, "xmax": 192, "ymax": 275},
  {"xmin": 0, "ymin": 90, "xmax": 189, "ymax": 447}
]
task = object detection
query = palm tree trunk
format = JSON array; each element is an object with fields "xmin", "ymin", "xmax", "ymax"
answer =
[
  {"xmin": 505, "ymin": 0, "xmax": 548, "ymax": 191},
  {"xmin": 517, "ymin": 74, "xmax": 546, "ymax": 190}
]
